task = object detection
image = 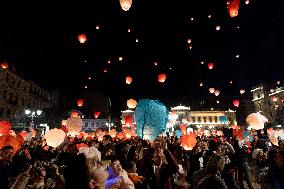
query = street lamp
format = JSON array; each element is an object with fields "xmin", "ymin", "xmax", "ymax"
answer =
[
  {"xmin": 106, "ymin": 122, "xmax": 114, "ymax": 132},
  {"xmin": 25, "ymin": 109, "xmax": 42, "ymax": 129}
]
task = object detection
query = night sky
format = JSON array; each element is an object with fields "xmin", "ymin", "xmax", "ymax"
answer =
[{"xmin": 1, "ymin": 0, "xmax": 284, "ymax": 117}]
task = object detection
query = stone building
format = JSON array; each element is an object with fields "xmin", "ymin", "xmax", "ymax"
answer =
[
  {"xmin": 251, "ymin": 82, "xmax": 284, "ymax": 123},
  {"xmin": 0, "ymin": 68, "xmax": 53, "ymax": 121}
]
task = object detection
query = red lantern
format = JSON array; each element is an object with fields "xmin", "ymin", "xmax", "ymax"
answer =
[
  {"xmin": 71, "ymin": 112, "xmax": 79, "ymax": 118},
  {"xmin": 77, "ymin": 99, "xmax": 84, "ymax": 107},
  {"xmin": 158, "ymin": 73, "xmax": 167, "ymax": 82},
  {"xmin": 94, "ymin": 112, "xmax": 101, "ymax": 118},
  {"xmin": 1, "ymin": 62, "xmax": 9, "ymax": 69},
  {"xmin": 208, "ymin": 63, "xmax": 214, "ymax": 70},
  {"xmin": 181, "ymin": 133, "xmax": 197, "ymax": 151},
  {"xmin": 109, "ymin": 129, "xmax": 117, "ymax": 138},
  {"xmin": 116, "ymin": 132, "xmax": 125, "ymax": 139},
  {"xmin": 78, "ymin": 34, "xmax": 87, "ymax": 44},
  {"xmin": 233, "ymin": 99, "xmax": 240, "ymax": 107},
  {"xmin": 227, "ymin": 0, "xmax": 240, "ymax": 17},
  {"xmin": 0, "ymin": 121, "xmax": 12, "ymax": 136},
  {"xmin": 272, "ymin": 96, "xmax": 277, "ymax": 102},
  {"xmin": 126, "ymin": 76, "xmax": 133, "ymax": 84},
  {"xmin": 125, "ymin": 115, "xmax": 133, "ymax": 127}
]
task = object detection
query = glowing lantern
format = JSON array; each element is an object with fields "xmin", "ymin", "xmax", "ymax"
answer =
[
  {"xmin": 216, "ymin": 131, "xmax": 224, "ymax": 136},
  {"xmin": 1, "ymin": 62, "xmax": 9, "ymax": 69},
  {"xmin": 135, "ymin": 39, "xmax": 139, "ymax": 43},
  {"xmin": 0, "ymin": 121, "xmax": 12, "ymax": 136},
  {"xmin": 119, "ymin": 57, "xmax": 123, "ymax": 61},
  {"xmin": 281, "ymin": 98, "xmax": 284, "ymax": 103},
  {"xmin": 104, "ymin": 68, "xmax": 108, "ymax": 73},
  {"xmin": 107, "ymin": 60, "xmax": 111, "ymax": 64},
  {"xmin": 216, "ymin": 100, "xmax": 220, "ymax": 104},
  {"xmin": 128, "ymin": 28, "xmax": 131, "ymax": 32},
  {"xmin": 227, "ymin": 0, "xmax": 240, "ymax": 17},
  {"xmin": 116, "ymin": 132, "xmax": 125, "ymax": 139},
  {"xmin": 96, "ymin": 25, "xmax": 100, "ymax": 30},
  {"xmin": 97, "ymin": 131, "xmax": 105, "ymax": 141},
  {"xmin": 78, "ymin": 34, "xmax": 87, "ymax": 44},
  {"xmin": 9, "ymin": 130, "xmax": 16, "ymax": 136},
  {"xmin": 71, "ymin": 112, "xmax": 79, "ymax": 118},
  {"xmin": 126, "ymin": 76, "xmax": 133, "ymax": 84},
  {"xmin": 188, "ymin": 44, "xmax": 193, "ymax": 49},
  {"xmin": 127, "ymin": 99, "xmax": 137, "ymax": 109},
  {"xmin": 94, "ymin": 112, "xmax": 101, "ymax": 118},
  {"xmin": 109, "ymin": 129, "xmax": 116, "ymax": 138},
  {"xmin": 66, "ymin": 117, "xmax": 83, "ymax": 137},
  {"xmin": 187, "ymin": 39, "xmax": 192, "ymax": 43},
  {"xmin": 245, "ymin": 0, "xmax": 249, "ymax": 4},
  {"xmin": 84, "ymin": 85, "xmax": 88, "ymax": 89},
  {"xmin": 246, "ymin": 112, "xmax": 268, "ymax": 130},
  {"xmin": 154, "ymin": 62, "xmax": 158, "ymax": 66},
  {"xmin": 0, "ymin": 135, "xmax": 23, "ymax": 154},
  {"xmin": 199, "ymin": 82, "xmax": 203, "ymax": 87},
  {"xmin": 208, "ymin": 63, "xmax": 214, "ymax": 70},
  {"xmin": 209, "ymin": 88, "xmax": 215, "ymax": 94},
  {"xmin": 272, "ymin": 96, "xmax": 277, "ymax": 102},
  {"xmin": 208, "ymin": 14, "xmax": 212, "ymax": 18},
  {"xmin": 44, "ymin": 129, "xmax": 66, "ymax": 148},
  {"xmin": 277, "ymin": 81, "xmax": 281, "ymax": 85},
  {"xmin": 181, "ymin": 133, "xmax": 197, "ymax": 150},
  {"xmin": 233, "ymin": 99, "xmax": 240, "ymax": 107},
  {"xmin": 125, "ymin": 115, "xmax": 133, "ymax": 127},
  {"xmin": 19, "ymin": 131, "xmax": 28, "ymax": 140},
  {"xmin": 201, "ymin": 61, "xmax": 204, "ymax": 65},
  {"xmin": 240, "ymin": 89, "xmax": 245, "ymax": 94},
  {"xmin": 119, "ymin": 0, "xmax": 132, "ymax": 11},
  {"xmin": 158, "ymin": 73, "xmax": 167, "ymax": 82},
  {"xmin": 180, "ymin": 124, "xmax": 187, "ymax": 135},
  {"xmin": 214, "ymin": 90, "xmax": 220, "ymax": 96},
  {"xmin": 77, "ymin": 99, "xmax": 84, "ymax": 107},
  {"xmin": 124, "ymin": 129, "xmax": 132, "ymax": 139},
  {"xmin": 216, "ymin": 25, "xmax": 221, "ymax": 31}
]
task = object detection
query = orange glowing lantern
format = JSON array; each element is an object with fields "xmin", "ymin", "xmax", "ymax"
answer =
[
  {"xmin": 227, "ymin": 0, "xmax": 240, "ymax": 17},
  {"xmin": 94, "ymin": 112, "xmax": 101, "ymax": 118},
  {"xmin": 116, "ymin": 132, "xmax": 125, "ymax": 139},
  {"xmin": 125, "ymin": 115, "xmax": 133, "ymax": 127},
  {"xmin": 19, "ymin": 131, "xmax": 28, "ymax": 140},
  {"xmin": 245, "ymin": 0, "xmax": 249, "ymax": 4},
  {"xmin": 66, "ymin": 117, "xmax": 83, "ymax": 137},
  {"xmin": 233, "ymin": 99, "xmax": 240, "ymax": 107},
  {"xmin": 119, "ymin": 0, "xmax": 132, "ymax": 11},
  {"xmin": 272, "ymin": 96, "xmax": 278, "ymax": 102},
  {"xmin": 0, "ymin": 121, "xmax": 12, "ymax": 136},
  {"xmin": 181, "ymin": 133, "xmax": 197, "ymax": 151},
  {"xmin": 158, "ymin": 73, "xmax": 167, "ymax": 82},
  {"xmin": 109, "ymin": 129, "xmax": 117, "ymax": 138},
  {"xmin": 209, "ymin": 88, "xmax": 215, "ymax": 94},
  {"xmin": 78, "ymin": 34, "xmax": 87, "ymax": 44},
  {"xmin": 127, "ymin": 99, "xmax": 137, "ymax": 109},
  {"xmin": 0, "ymin": 135, "xmax": 23, "ymax": 154},
  {"xmin": 126, "ymin": 76, "xmax": 133, "ymax": 84},
  {"xmin": 240, "ymin": 89, "xmax": 245, "ymax": 94},
  {"xmin": 124, "ymin": 129, "xmax": 132, "ymax": 139},
  {"xmin": 77, "ymin": 99, "xmax": 84, "ymax": 107},
  {"xmin": 208, "ymin": 63, "xmax": 214, "ymax": 70},
  {"xmin": 214, "ymin": 90, "xmax": 220, "ymax": 96},
  {"xmin": 71, "ymin": 112, "xmax": 79, "ymax": 118},
  {"xmin": 1, "ymin": 62, "xmax": 9, "ymax": 69}
]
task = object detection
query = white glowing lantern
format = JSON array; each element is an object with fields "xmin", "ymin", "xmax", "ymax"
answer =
[
  {"xmin": 119, "ymin": 57, "xmax": 123, "ymax": 61},
  {"xmin": 208, "ymin": 15, "xmax": 212, "ymax": 18},
  {"xmin": 216, "ymin": 100, "xmax": 220, "ymax": 104},
  {"xmin": 216, "ymin": 25, "xmax": 221, "ymax": 31},
  {"xmin": 127, "ymin": 99, "xmax": 137, "ymax": 109},
  {"xmin": 277, "ymin": 81, "xmax": 281, "ymax": 85},
  {"xmin": 135, "ymin": 39, "xmax": 139, "ymax": 43},
  {"xmin": 236, "ymin": 54, "xmax": 240, "ymax": 58},
  {"xmin": 119, "ymin": 0, "xmax": 132, "ymax": 11},
  {"xmin": 62, "ymin": 120, "xmax": 67, "ymax": 126},
  {"xmin": 44, "ymin": 129, "xmax": 66, "ymax": 148},
  {"xmin": 240, "ymin": 89, "xmax": 245, "ymax": 94},
  {"xmin": 245, "ymin": 0, "xmax": 249, "ymax": 4},
  {"xmin": 96, "ymin": 25, "xmax": 100, "ymax": 30},
  {"xmin": 66, "ymin": 117, "xmax": 83, "ymax": 137},
  {"xmin": 246, "ymin": 112, "xmax": 268, "ymax": 130},
  {"xmin": 199, "ymin": 83, "xmax": 203, "ymax": 87},
  {"xmin": 272, "ymin": 96, "xmax": 278, "ymax": 102},
  {"xmin": 209, "ymin": 88, "xmax": 215, "ymax": 94},
  {"xmin": 214, "ymin": 90, "xmax": 220, "ymax": 96},
  {"xmin": 187, "ymin": 39, "xmax": 192, "ymax": 43}
]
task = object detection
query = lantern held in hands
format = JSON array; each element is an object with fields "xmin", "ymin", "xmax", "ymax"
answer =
[{"xmin": 44, "ymin": 129, "xmax": 66, "ymax": 148}]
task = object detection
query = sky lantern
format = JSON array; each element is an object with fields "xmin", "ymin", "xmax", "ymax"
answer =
[
  {"xmin": 128, "ymin": 28, "xmax": 131, "ymax": 32},
  {"xmin": 0, "ymin": 121, "xmax": 12, "ymax": 136},
  {"xmin": 188, "ymin": 44, "xmax": 193, "ymax": 49},
  {"xmin": 71, "ymin": 112, "xmax": 79, "ymax": 118},
  {"xmin": 216, "ymin": 100, "xmax": 220, "ymax": 104},
  {"xmin": 209, "ymin": 88, "xmax": 215, "ymax": 94},
  {"xmin": 96, "ymin": 25, "xmax": 100, "ymax": 30},
  {"xmin": 44, "ymin": 129, "xmax": 66, "ymax": 148},
  {"xmin": 272, "ymin": 96, "xmax": 278, "ymax": 102},
  {"xmin": 277, "ymin": 81, "xmax": 281, "ymax": 85},
  {"xmin": 127, "ymin": 99, "xmax": 137, "ymax": 109},
  {"xmin": 1, "ymin": 62, "xmax": 9, "ymax": 69},
  {"xmin": 227, "ymin": 0, "xmax": 240, "ymax": 17},
  {"xmin": 119, "ymin": 57, "xmax": 123, "ymax": 61},
  {"xmin": 119, "ymin": 0, "xmax": 132, "ymax": 11},
  {"xmin": 181, "ymin": 133, "xmax": 197, "ymax": 150},
  {"xmin": 208, "ymin": 14, "xmax": 212, "ymax": 19},
  {"xmin": 124, "ymin": 129, "xmax": 132, "ymax": 139},
  {"xmin": 154, "ymin": 62, "xmax": 158, "ymax": 66},
  {"xmin": 214, "ymin": 90, "xmax": 220, "ymax": 96},
  {"xmin": 158, "ymin": 73, "xmax": 167, "ymax": 82},
  {"xmin": 126, "ymin": 76, "xmax": 133, "ymax": 84},
  {"xmin": 246, "ymin": 112, "xmax": 268, "ymax": 130},
  {"xmin": 199, "ymin": 82, "xmax": 203, "ymax": 87},
  {"xmin": 180, "ymin": 124, "xmax": 187, "ymax": 135},
  {"xmin": 208, "ymin": 63, "xmax": 214, "ymax": 70},
  {"xmin": 216, "ymin": 25, "xmax": 221, "ymax": 31},
  {"xmin": 66, "ymin": 117, "xmax": 83, "ymax": 137},
  {"xmin": 78, "ymin": 34, "xmax": 87, "ymax": 44},
  {"xmin": 104, "ymin": 68, "xmax": 108, "ymax": 73},
  {"xmin": 107, "ymin": 60, "xmax": 111, "ymax": 64},
  {"xmin": 116, "ymin": 132, "xmax": 125, "ymax": 139},
  {"xmin": 77, "ymin": 99, "xmax": 84, "ymax": 107},
  {"xmin": 94, "ymin": 112, "xmax": 101, "ymax": 118},
  {"xmin": 187, "ymin": 39, "xmax": 192, "ymax": 43},
  {"xmin": 135, "ymin": 39, "xmax": 139, "ymax": 43},
  {"xmin": 18, "ymin": 131, "xmax": 28, "ymax": 140},
  {"xmin": 109, "ymin": 129, "xmax": 117, "ymax": 138},
  {"xmin": 233, "ymin": 99, "xmax": 240, "ymax": 107},
  {"xmin": 240, "ymin": 89, "xmax": 245, "ymax": 94},
  {"xmin": 245, "ymin": 0, "xmax": 249, "ymax": 4}
]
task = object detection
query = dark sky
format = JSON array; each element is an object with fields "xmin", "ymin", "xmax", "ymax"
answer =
[{"xmin": 1, "ymin": 0, "xmax": 284, "ymax": 117}]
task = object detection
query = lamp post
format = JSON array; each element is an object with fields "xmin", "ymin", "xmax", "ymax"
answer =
[
  {"xmin": 105, "ymin": 122, "xmax": 114, "ymax": 132},
  {"xmin": 25, "ymin": 109, "xmax": 42, "ymax": 130}
]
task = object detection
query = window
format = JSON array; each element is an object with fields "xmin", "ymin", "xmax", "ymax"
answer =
[
  {"xmin": 209, "ymin": 116, "xmax": 213, "ymax": 123},
  {"xmin": 192, "ymin": 117, "xmax": 196, "ymax": 123},
  {"xmin": 203, "ymin": 116, "xmax": 207, "ymax": 123},
  {"xmin": 198, "ymin": 116, "xmax": 201, "ymax": 122},
  {"xmin": 214, "ymin": 116, "xmax": 218, "ymax": 123}
]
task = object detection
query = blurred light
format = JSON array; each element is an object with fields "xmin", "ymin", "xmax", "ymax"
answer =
[
  {"xmin": 135, "ymin": 39, "xmax": 139, "ymax": 43},
  {"xmin": 236, "ymin": 54, "xmax": 240, "ymax": 58},
  {"xmin": 36, "ymin": 110, "xmax": 42, "ymax": 116},
  {"xmin": 216, "ymin": 25, "xmax": 221, "ymax": 31},
  {"xmin": 107, "ymin": 60, "xmax": 111, "ymax": 64},
  {"xmin": 25, "ymin": 110, "xmax": 31, "ymax": 115},
  {"xmin": 128, "ymin": 28, "xmax": 131, "ymax": 32},
  {"xmin": 245, "ymin": 0, "xmax": 249, "ymax": 4},
  {"xmin": 190, "ymin": 17, "xmax": 194, "ymax": 21},
  {"xmin": 119, "ymin": 57, "xmax": 123, "ymax": 61},
  {"xmin": 187, "ymin": 39, "xmax": 192, "ymax": 43},
  {"xmin": 96, "ymin": 25, "xmax": 100, "ymax": 30},
  {"xmin": 208, "ymin": 15, "xmax": 212, "ymax": 19}
]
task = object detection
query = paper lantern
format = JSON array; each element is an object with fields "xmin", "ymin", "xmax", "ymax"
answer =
[
  {"xmin": 199, "ymin": 83, "xmax": 203, "ymax": 87},
  {"xmin": 94, "ymin": 112, "xmax": 101, "ymax": 118},
  {"xmin": 277, "ymin": 81, "xmax": 281, "ymax": 85},
  {"xmin": 214, "ymin": 90, "xmax": 220, "ymax": 96},
  {"xmin": 187, "ymin": 39, "xmax": 192, "ymax": 43},
  {"xmin": 245, "ymin": 0, "xmax": 249, "ymax": 4},
  {"xmin": 181, "ymin": 133, "xmax": 197, "ymax": 151},
  {"xmin": 127, "ymin": 99, "xmax": 137, "ymax": 109},
  {"xmin": 0, "ymin": 121, "xmax": 12, "ymax": 135},
  {"xmin": 1, "ymin": 62, "xmax": 9, "ymax": 69},
  {"xmin": 119, "ymin": 0, "xmax": 132, "ymax": 11},
  {"xmin": 77, "ymin": 99, "xmax": 84, "ymax": 107},
  {"xmin": 246, "ymin": 112, "xmax": 268, "ymax": 130},
  {"xmin": 116, "ymin": 132, "xmax": 125, "ymax": 139},
  {"xmin": 0, "ymin": 135, "xmax": 22, "ymax": 153},
  {"xmin": 109, "ymin": 129, "xmax": 117, "ymax": 138},
  {"xmin": 233, "ymin": 99, "xmax": 240, "ymax": 107},
  {"xmin": 227, "ymin": 0, "xmax": 240, "ymax": 17},
  {"xmin": 216, "ymin": 25, "xmax": 221, "ymax": 31},
  {"xmin": 158, "ymin": 73, "xmax": 167, "ymax": 82},
  {"xmin": 208, "ymin": 63, "xmax": 214, "ymax": 70},
  {"xmin": 272, "ymin": 96, "xmax": 277, "ymax": 102},
  {"xmin": 135, "ymin": 99, "xmax": 168, "ymax": 141},
  {"xmin": 125, "ymin": 115, "xmax": 133, "ymax": 127},
  {"xmin": 154, "ymin": 62, "xmax": 158, "ymax": 66},
  {"xmin": 78, "ymin": 34, "xmax": 87, "ymax": 44},
  {"xmin": 66, "ymin": 117, "xmax": 83, "ymax": 136},
  {"xmin": 124, "ymin": 129, "xmax": 132, "ymax": 139},
  {"xmin": 209, "ymin": 88, "xmax": 215, "ymax": 94},
  {"xmin": 240, "ymin": 89, "xmax": 245, "ymax": 94},
  {"xmin": 204, "ymin": 130, "xmax": 211, "ymax": 137},
  {"xmin": 19, "ymin": 131, "xmax": 28, "ymax": 140},
  {"xmin": 44, "ymin": 129, "xmax": 66, "ymax": 148},
  {"xmin": 180, "ymin": 124, "xmax": 187, "ymax": 135},
  {"xmin": 126, "ymin": 76, "xmax": 133, "ymax": 84},
  {"xmin": 9, "ymin": 130, "xmax": 16, "ymax": 136}
]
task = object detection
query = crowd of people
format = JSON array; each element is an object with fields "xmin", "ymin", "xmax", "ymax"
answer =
[{"xmin": 0, "ymin": 130, "xmax": 284, "ymax": 189}]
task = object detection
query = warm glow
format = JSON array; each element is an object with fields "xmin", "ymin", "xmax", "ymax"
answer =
[
  {"xmin": 96, "ymin": 25, "xmax": 100, "ymax": 30},
  {"xmin": 128, "ymin": 28, "xmax": 131, "ymax": 32},
  {"xmin": 209, "ymin": 88, "xmax": 215, "ymax": 94},
  {"xmin": 77, "ymin": 99, "xmax": 84, "ymax": 107},
  {"xmin": 233, "ymin": 99, "xmax": 240, "ymax": 107},
  {"xmin": 119, "ymin": 0, "xmax": 132, "ymax": 11},
  {"xmin": 127, "ymin": 99, "xmax": 137, "ymax": 109},
  {"xmin": 208, "ymin": 63, "xmax": 214, "ymax": 70},
  {"xmin": 1, "ymin": 62, "xmax": 9, "ymax": 69},
  {"xmin": 44, "ymin": 129, "xmax": 66, "ymax": 148},
  {"xmin": 94, "ymin": 112, "xmax": 101, "ymax": 118},
  {"xmin": 71, "ymin": 112, "xmax": 79, "ymax": 118},
  {"xmin": 104, "ymin": 68, "xmax": 108, "ymax": 73},
  {"xmin": 277, "ymin": 81, "xmax": 281, "ymax": 85},
  {"xmin": 272, "ymin": 96, "xmax": 278, "ymax": 102},
  {"xmin": 119, "ymin": 57, "xmax": 123, "ymax": 61},
  {"xmin": 187, "ymin": 39, "xmax": 192, "ymax": 43},
  {"xmin": 227, "ymin": 0, "xmax": 240, "ymax": 17},
  {"xmin": 214, "ymin": 90, "xmax": 220, "ymax": 96},
  {"xmin": 199, "ymin": 82, "xmax": 203, "ymax": 87},
  {"xmin": 158, "ymin": 73, "xmax": 167, "ymax": 82},
  {"xmin": 154, "ymin": 62, "xmax": 158, "ymax": 66},
  {"xmin": 78, "ymin": 34, "xmax": 87, "ymax": 44},
  {"xmin": 135, "ymin": 39, "xmax": 139, "ymax": 43},
  {"xmin": 126, "ymin": 76, "xmax": 133, "ymax": 84},
  {"xmin": 245, "ymin": 0, "xmax": 249, "ymax": 4},
  {"xmin": 240, "ymin": 89, "xmax": 245, "ymax": 94},
  {"xmin": 216, "ymin": 25, "xmax": 221, "ymax": 31}
]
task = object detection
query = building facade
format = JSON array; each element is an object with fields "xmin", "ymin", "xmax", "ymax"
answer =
[
  {"xmin": 82, "ymin": 119, "xmax": 108, "ymax": 132},
  {"xmin": 251, "ymin": 83, "xmax": 284, "ymax": 123},
  {"xmin": 0, "ymin": 68, "xmax": 53, "ymax": 121}
]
